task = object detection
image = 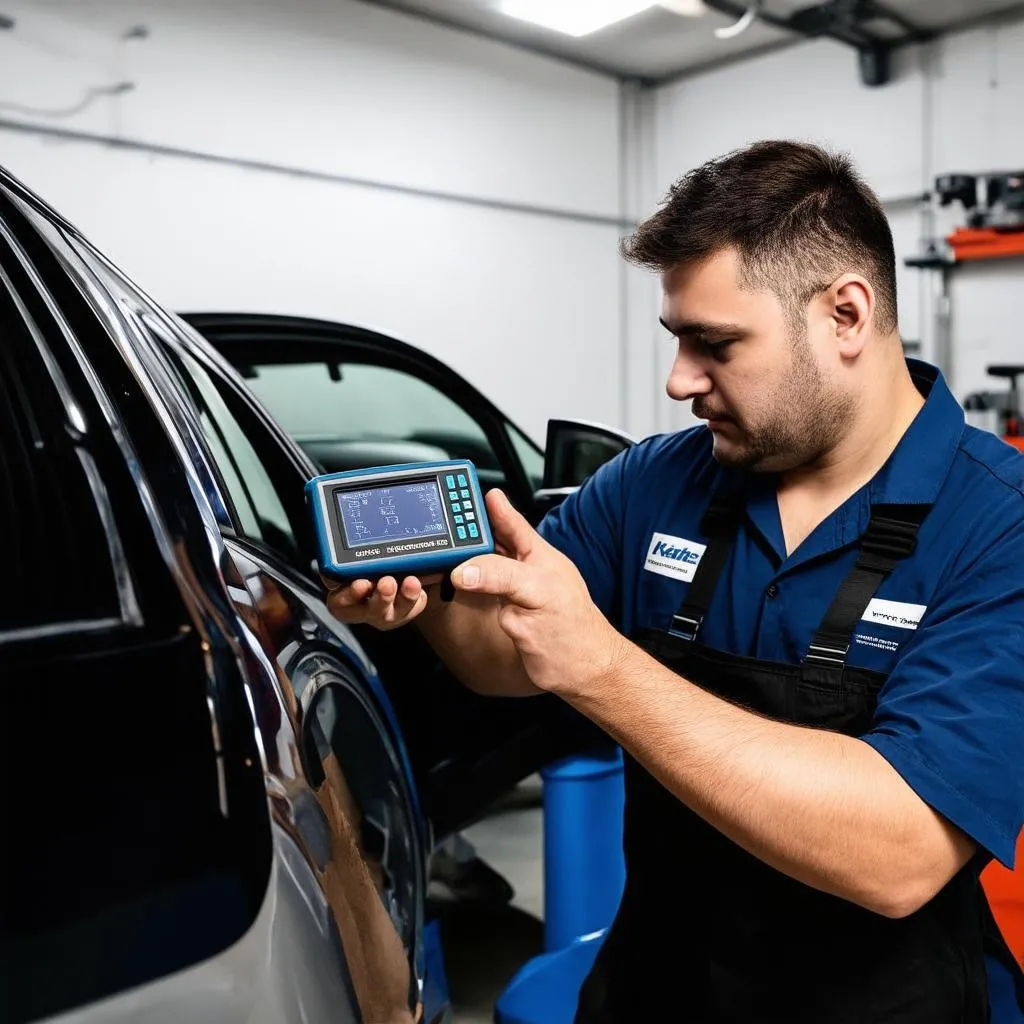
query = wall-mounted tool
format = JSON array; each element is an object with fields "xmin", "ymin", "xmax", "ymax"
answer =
[
  {"xmin": 966, "ymin": 366, "xmax": 1024, "ymax": 451},
  {"xmin": 986, "ymin": 365, "xmax": 1024, "ymax": 452},
  {"xmin": 934, "ymin": 171, "xmax": 1024, "ymax": 262}
]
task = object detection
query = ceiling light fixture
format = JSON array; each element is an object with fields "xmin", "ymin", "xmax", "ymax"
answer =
[
  {"xmin": 498, "ymin": 0, "xmax": 659, "ymax": 38},
  {"xmin": 657, "ymin": 0, "xmax": 707, "ymax": 15}
]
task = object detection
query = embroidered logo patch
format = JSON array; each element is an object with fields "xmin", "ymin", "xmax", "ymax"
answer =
[
  {"xmin": 644, "ymin": 533, "xmax": 707, "ymax": 583},
  {"xmin": 861, "ymin": 598, "xmax": 927, "ymax": 631}
]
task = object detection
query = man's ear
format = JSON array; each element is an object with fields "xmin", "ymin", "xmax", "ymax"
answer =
[{"xmin": 829, "ymin": 274, "xmax": 874, "ymax": 358}]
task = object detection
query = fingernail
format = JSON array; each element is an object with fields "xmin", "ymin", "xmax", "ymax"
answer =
[{"xmin": 459, "ymin": 565, "xmax": 481, "ymax": 588}]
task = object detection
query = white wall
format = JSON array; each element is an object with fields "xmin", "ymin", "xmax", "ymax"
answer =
[
  {"xmin": 650, "ymin": 13, "xmax": 1024, "ymax": 428},
  {"xmin": 0, "ymin": 0, "xmax": 627, "ymax": 444},
  {"xmin": 4, "ymin": 4, "xmax": 1020, "ymax": 444}
]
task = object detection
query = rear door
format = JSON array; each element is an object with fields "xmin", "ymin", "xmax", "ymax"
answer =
[{"xmin": 176, "ymin": 315, "xmax": 604, "ymax": 838}]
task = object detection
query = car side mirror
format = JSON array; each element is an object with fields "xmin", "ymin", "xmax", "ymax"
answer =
[{"xmin": 533, "ymin": 418, "xmax": 635, "ymax": 514}]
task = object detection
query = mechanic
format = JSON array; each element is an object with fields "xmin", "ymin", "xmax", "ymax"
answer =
[{"xmin": 326, "ymin": 140, "xmax": 1024, "ymax": 1023}]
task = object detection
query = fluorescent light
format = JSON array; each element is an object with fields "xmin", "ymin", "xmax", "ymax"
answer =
[
  {"xmin": 499, "ymin": 0, "xmax": 658, "ymax": 37},
  {"xmin": 658, "ymin": 0, "xmax": 707, "ymax": 14}
]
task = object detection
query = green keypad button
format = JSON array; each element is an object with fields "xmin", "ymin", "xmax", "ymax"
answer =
[
  {"xmin": 454, "ymin": 514, "xmax": 464, "ymax": 524},
  {"xmin": 468, "ymin": 523, "xmax": 479, "ymax": 539},
  {"xmin": 452, "ymin": 502, "xmax": 461, "ymax": 512},
  {"xmin": 446, "ymin": 475, "xmax": 456, "ymax": 489},
  {"xmin": 457, "ymin": 526, "xmax": 467, "ymax": 540},
  {"xmin": 449, "ymin": 491, "xmax": 459, "ymax": 500},
  {"xmin": 457, "ymin": 474, "xmax": 468, "ymax": 488},
  {"xmin": 461, "ymin": 488, "xmax": 471, "ymax": 499}
]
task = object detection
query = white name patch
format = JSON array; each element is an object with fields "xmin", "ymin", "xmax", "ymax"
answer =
[
  {"xmin": 861, "ymin": 599, "xmax": 927, "ymax": 631},
  {"xmin": 644, "ymin": 533, "xmax": 707, "ymax": 583}
]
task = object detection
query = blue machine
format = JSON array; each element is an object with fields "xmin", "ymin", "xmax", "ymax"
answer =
[{"xmin": 307, "ymin": 460, "xmax": 494, "ymax": 580}]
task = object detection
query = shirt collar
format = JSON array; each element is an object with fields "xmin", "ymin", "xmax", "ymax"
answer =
[{"xmin": 867, "ymin": 359, "xmax": 964, "ymax": 506}]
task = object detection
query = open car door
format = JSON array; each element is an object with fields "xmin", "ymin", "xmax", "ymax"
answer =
[{"xmin": 178, "ymin": 312, "xmax": 634, "ymax": 838}]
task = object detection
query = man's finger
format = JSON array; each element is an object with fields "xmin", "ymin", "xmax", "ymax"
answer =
[
  {"xmin": 485, "ymin": 489, "xmax": 536, "ymax": 561},
  {"xmin": 393, "ymin": 576, "xmax": 426, "ymax": 619},
  {"xmin": 327, "ymin": 578, "xmax": 374, "ymax": 609},
  {"xmin": 367, "ymin": 577, "xmax": 400, "ymax": 622},
  {"xmin": 451, "ymin": 553, "xmax": 544, "ymax": 609}
]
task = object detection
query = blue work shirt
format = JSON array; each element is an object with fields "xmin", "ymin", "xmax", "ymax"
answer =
[{"xmin": 540, "ymin": 360, "xmax": 1024, "ymax": 869}]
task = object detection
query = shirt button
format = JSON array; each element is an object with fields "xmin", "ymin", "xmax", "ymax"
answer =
[{"xmin": 766, "ymin": 584, "xmax": 779, "ymax": 599}]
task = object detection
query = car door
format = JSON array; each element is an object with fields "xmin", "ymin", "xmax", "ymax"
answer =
[
  {"xmin": 4, "ymin": 167, "xmax": 433, "ymax": 1021},
  {"xmin": 173, "ymin": 315, "xmax": 608, "ymax": 839},
  {"xmin": 0, "ymin": 178, "xmax": 276, "ymax": 1024}
]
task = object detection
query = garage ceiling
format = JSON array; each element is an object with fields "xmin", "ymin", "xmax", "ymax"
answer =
[{"xmin": 361, "ymin": 0, "xmax": 1024, "ymax": 81}]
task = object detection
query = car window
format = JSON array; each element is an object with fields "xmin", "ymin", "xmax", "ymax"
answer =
[
  {"xmin": 243, "ymin": 361, "xmax": 503, "ymax": 479},
  {"xmin": 507, "ymin": 422, "xmax": 544, "ymax": 492},
  {"xmin": 0, "ymin": 267, "xmax": 123, "ymax": 638},
  {"xmin": 171, "ymin": 347, "xmax": 298, "ymax": 556}
]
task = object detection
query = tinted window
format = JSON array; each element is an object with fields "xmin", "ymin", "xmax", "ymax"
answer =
[{"xmin": 0, "ymin": 266, "xmax": 122, "ymax": 637}]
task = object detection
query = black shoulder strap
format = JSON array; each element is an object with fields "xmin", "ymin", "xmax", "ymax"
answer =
[
  {"xmin": 669, "ymin": 491, "xmax": 743, "ymax": 641},
  {"xmin": 803, "ymin": 503, "xmax": 930, "ymax": 667}
]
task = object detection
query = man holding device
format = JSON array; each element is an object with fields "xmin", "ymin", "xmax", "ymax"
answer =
[{"xmin": 321, "ymin": 140, "xmax": 1024, "ymax": 1022}]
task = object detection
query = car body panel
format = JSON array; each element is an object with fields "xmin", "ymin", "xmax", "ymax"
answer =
[{"xmin": 50, "ymin": 836, "xmax": 361, "ymax": 1024}]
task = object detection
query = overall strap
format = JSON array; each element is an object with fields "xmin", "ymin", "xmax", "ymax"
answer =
[
  {"xmin": 669, "ymin": 491, "xmax": 744, "ymax": 641},
  {"xmin": 803, "ymin": 503, "xmax": 930, "ymax": 667}
]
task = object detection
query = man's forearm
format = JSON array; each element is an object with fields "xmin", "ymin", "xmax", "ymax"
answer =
[
  {"xmin": 416, "ymin": 587, "xmax": 540, "ymax": 697},
  {"xmin": 565, "ymin": 641, "xmax": 974, "ymax": 917}
]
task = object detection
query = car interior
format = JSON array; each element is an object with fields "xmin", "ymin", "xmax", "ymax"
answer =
[{"xmin": 236, "ymin": 358, "xmax": 528, "ymax": 495}]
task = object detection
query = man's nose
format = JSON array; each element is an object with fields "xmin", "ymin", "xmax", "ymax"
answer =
[{"xmin": 666, "ymin": 348, "xmax": 712, "ymax": 402}]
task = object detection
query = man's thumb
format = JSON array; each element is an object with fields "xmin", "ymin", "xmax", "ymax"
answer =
[{"xmin": 485, "ymin": 489, "xmax": 535, "ymax": 558}]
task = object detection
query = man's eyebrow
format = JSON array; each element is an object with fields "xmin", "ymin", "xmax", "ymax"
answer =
[{"xmin": 658, "ymin": 317, "xmax": 748, "ymax": 339}]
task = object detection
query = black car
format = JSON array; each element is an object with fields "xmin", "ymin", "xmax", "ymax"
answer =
[{"xmin": 0, "ymin": 164, "xmax": 630, "ymax": 1024}]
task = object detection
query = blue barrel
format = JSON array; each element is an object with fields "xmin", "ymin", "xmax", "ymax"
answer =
[{"xmin": 541, "ymin": 747, "xmax": 626, "ymax": 953}]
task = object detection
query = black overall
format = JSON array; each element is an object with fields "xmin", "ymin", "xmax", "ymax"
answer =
[{"xmin": 575, "ymin": 493, "xmax": 991, "ymax": 1024}]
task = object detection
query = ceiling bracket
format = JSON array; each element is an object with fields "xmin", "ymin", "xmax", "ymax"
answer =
[{"xmin": 701, "ymin": 0, "xmax": 934, "ymax": 85}]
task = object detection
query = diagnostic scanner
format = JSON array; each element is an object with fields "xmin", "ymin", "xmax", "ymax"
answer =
[{"xmin": 307, "ymin": 460, "xmax": 494, "ymax": 581}]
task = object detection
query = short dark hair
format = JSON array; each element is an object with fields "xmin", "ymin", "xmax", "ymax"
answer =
[{"xmin": 622, "ymin": 140, "xmax": 898, "ymax": 334}]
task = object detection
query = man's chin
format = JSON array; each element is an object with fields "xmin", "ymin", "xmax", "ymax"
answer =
[
  {"xmin": 710, "ymin": 434, "xmax": 762, "ymax": 471},
  {"xmin": 713, "ymin": 442, "xmax": 805, "ymax": 474}
]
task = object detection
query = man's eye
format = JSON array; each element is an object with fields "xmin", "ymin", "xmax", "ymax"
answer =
[{"xmin": 702, "ymin": 338, "xmax": 735, "ymax": 358}]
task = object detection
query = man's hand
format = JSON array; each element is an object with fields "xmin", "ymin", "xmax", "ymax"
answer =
[
  {"xmin": 324, "ymin": 573, "xmax": 442, "ymax": 630},
  {"xmin": 451, "ymin": 489, "xmax": 626, "ymax": 695}
]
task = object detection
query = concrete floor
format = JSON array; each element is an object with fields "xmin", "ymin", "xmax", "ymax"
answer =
[{"xmin": 431, "ymin": 778, "xmax": 546, "ymax": 1024}]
